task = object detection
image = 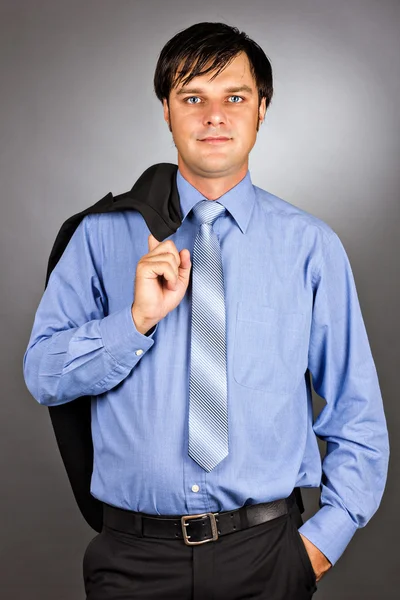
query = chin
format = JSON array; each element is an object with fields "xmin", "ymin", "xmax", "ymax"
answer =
[
  {"xmin": 198, "ymin": 162, "xmax": 242, "ymax": 177},
  {"xmin": 179, "ymin": 148, "xmax": 242, "ymax": 173}
]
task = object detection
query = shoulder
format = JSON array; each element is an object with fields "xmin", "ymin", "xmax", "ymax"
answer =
[
  {"xmin": 78, "ymin": 210, "xmax": 143, "ymax": 239},
  {"xmin": 253, "ymin": 184, "xmax": 340, "ymax": 250}
]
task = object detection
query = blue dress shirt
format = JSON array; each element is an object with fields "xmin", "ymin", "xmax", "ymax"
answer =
[{"xmin": 23, "ymin": 168, "xmax": 389, "ymax": 566}]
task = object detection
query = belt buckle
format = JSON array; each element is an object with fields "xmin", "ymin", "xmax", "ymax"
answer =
[{"xmin": 181, "ymin": 512, "xmax": 219, "ymax": 546}]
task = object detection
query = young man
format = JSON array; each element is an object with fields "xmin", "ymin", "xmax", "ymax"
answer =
[{"xmin": 23, "ymin": 22, "xmax": 389, "ymax": 600}]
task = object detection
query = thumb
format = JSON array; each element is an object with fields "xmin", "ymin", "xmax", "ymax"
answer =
[{"xmin": 179, "ymin": 249, "xmax": 192, "ymax": 280}]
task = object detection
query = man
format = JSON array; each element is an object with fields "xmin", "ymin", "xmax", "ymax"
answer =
[{"xmin": 23, "ymin": 21, "xmax": 389, "ymax": 600}]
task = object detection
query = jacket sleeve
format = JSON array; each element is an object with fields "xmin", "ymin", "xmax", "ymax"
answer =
[
  {"xmin": 298, "ymin": 231, "xmax": 390, "ymax": 566},
  {"xmin": 23, "ymin": 214, "xmax": 157, "ymax": 406}
]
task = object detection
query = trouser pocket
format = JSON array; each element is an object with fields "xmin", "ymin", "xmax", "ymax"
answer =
[
  {"xmin": 289, "ymin": 513, "xmax": 318, "ymax": 593},
  {"xmin": 82, "ymin": 532, "xmax": 103, "ymax": 593}
]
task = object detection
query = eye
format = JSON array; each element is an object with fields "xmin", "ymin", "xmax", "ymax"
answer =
[{"xmin": 184, "ymin": 95, "xmax": 245, "ymax": 104}]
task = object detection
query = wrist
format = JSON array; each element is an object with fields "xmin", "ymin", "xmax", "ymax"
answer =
[{"xmin": 131, "ymin": 305, "xmax": 156, "ymax": 336}]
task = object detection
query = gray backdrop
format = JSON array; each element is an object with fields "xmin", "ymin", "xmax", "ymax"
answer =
[{"xmin": 1, "ymin": 0, "xmax": 398, "ymax": 598}]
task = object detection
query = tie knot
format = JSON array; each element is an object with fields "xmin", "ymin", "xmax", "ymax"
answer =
[{"xmin": 192, "ymin": 200, "xmax": 226, "ymax": 227}]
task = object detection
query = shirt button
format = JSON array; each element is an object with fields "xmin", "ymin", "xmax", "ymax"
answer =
[
  {"xmin": 135, "ymin": 349, "xmax": 144, "ymax": 356},
  {"xmin": 191, "ymin": 484, "xmax": 200, "ymax": 493}
]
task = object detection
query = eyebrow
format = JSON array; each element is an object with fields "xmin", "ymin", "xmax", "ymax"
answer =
[{"xmin": 175, "ymin": 84, "xmax": 254, "ymax": 96}]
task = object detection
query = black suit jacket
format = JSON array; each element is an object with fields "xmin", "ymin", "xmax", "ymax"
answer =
[{"xmin": 44, "ymin": 162, "xmax": 304, "ymax": 532}]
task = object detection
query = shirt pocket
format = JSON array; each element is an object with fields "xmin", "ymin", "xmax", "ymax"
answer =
[{"xmin": 233, "ymin": 301, "xmax": 306, "ymax": 394}]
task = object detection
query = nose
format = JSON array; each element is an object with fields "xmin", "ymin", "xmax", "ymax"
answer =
[{"xmin": 202, "ymin": 101, "xmax": 227, "ymax": 127}]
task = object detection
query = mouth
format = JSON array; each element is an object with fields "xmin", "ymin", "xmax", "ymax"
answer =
[{"xmin": 199, "ymin": 137, "xmax": 232, "ymax": 144}]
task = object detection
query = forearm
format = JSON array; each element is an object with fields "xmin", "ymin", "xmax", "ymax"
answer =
[
  {"xmin": 23, "ymin": 306, "xmax": 157, "ymax": 406},
  {"xmin": 299, "ymin": 398, "xmax": 389, "ymax": 566}
]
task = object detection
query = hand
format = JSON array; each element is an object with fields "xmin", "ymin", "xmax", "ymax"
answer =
[
  {"xmin": 131, "ymin": 234, "xmax": 192, "ymax": 335},
  {"xmin": 299, "ymin": 533, "xmax": 332, "ymax": 582}
]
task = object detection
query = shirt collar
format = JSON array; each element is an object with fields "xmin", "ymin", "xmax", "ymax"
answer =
[{"xmin": 176, "ymin": 168, "xmax": 256, "ymax": 234}]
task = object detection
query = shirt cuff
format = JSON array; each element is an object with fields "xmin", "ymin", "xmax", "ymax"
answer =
[
  {"xmin": 298, "ymin": 504, "xmax": 358, "ymax": 566},
  {"xmin": 100, "ymin": 306, "xmax": 157, "ymax": 368}
]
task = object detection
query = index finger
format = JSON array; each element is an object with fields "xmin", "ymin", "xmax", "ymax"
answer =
[{"xmin": 148, "ymin": 235, "xmax": 181, "ymax": 267}]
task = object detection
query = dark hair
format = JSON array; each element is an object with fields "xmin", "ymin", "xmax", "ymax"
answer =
[{"xmin": 154, "ymin": 22, "xmax": 273, "ymax": 110}]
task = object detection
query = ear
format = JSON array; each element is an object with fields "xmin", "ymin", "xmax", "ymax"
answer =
[
  {"xmin": 162, "ymin": 98, "xmax": 170, "ymax": 126},
  {"xmin": 259, "ymin": 97, "xmax": 267, "ymax": 124}
]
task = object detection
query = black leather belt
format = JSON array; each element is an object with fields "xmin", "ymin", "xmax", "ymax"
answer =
[{"xmin": 103, "ymin": 491, "xmax": 297, "ymax": 546}]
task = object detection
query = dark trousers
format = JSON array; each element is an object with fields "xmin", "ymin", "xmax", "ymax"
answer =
[{"xmin": 83, "ymin": 502, "xmax": 318, "ymax": 599}]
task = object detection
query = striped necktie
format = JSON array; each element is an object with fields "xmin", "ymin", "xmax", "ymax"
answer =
[{"xmin": 188, "ymin": 199, "xmax": 229, "ymax": 472}]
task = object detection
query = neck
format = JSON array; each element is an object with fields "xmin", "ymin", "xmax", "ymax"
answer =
[{"xmin": 178, "ymin": 159, "xmax": 248, "ymax": 200}]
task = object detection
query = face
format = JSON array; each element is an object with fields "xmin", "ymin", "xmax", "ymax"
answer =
[{"xmin": 162, "ymin": 52, "xmax": 266, "ymax": 180}]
